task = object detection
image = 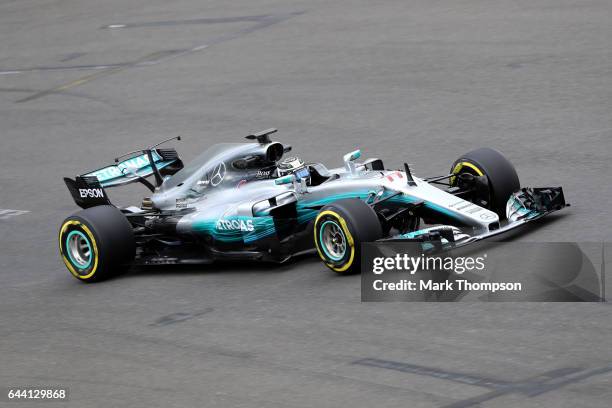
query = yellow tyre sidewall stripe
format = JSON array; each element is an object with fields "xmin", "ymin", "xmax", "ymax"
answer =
[
  {"xmin": 314, "ymin": 210, "xmax": 355, "ymax": 273},
  {"xmin": 450, "ymin": 161, "xmax": 484, "ymax": 185},
  {"xmin": 59, "ymin": 220, "xmax": 99, "ymax": 280}
]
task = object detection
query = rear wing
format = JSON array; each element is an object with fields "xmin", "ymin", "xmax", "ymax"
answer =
[
  {"xmin": 64, "ymin": 137, "xmax": 184, "ymax": 209},
  {"xmin": 82, "ymin": 148, "xmax": 181, "ymax": 188}
]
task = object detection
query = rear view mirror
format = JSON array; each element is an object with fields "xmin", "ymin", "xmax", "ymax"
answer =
[
  {"xmin": 344, "ymin": 150, "xmax": 361, "ymax": 162},
  {"xmin": 343, "ymin": 149, "xmax": 362, "ymax": 175}
]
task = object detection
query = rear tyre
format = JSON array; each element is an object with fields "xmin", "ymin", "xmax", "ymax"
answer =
[
  {"xmin": 59, "ymin": 205, "xmax": 135, "ymax": 282},
  {"xmin": 314, "ymin": 199, "xmax": 382, "ymax": 274},
  {"xmin": 450, "ymin": 148, "xmax": 520, "ymax": 219}
]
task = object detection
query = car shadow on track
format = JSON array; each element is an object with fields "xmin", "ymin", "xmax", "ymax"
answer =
[{"xmin": 119, "ymin": 251, "xmax": 323, "ymax": 280}]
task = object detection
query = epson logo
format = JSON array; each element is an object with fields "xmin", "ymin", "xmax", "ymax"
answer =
[
  {"xmin": 79, "ymin": 188, "xmax": 104, "ymax": 198},
  {"xmin": 216, "ymin": 219, "xmax": 255, "ymax": 232}
]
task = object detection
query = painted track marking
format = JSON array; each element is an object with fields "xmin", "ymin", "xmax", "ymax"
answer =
[{"xmin": 0, "ymin": 209, "xmax": 29, "ymax": 220}]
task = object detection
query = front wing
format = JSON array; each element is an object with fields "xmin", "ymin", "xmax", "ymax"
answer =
[{"xmin": 383, "ymin": 187, "xmax": 567, "ymax": 250}]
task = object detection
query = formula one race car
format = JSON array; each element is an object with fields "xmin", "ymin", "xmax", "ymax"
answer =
[{"xmin": 59, "ymin": 129, "xmax": 567, "ymax": 281}]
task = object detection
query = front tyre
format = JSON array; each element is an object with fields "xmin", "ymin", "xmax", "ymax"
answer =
[
  {"xmin": 314, "ymin": 199, "xmax": 382, "ymax": 274},
  {"xmin": 450, "ymin": 147, "xmax": 520, "ymax": 219},
  {"xmin": 59, "ymin": 205, "xmax": 135, "ymax": 282}
]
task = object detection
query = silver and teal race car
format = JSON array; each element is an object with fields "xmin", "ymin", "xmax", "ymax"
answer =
[{"xmin": 59, "ymin": 128, "xmax": 566, "ymax": 281}]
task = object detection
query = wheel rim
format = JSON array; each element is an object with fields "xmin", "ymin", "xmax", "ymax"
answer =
[
  {"xmin": 66, "ymin": 230, "xmax": 92, "ymax": 271},
  {"xmin": 451, "ymin": 161, "xmax": 490, "ymax": 207},
  {"xmin": 319, "ymin": 220, "xmax": 347, "ymax": 261}
]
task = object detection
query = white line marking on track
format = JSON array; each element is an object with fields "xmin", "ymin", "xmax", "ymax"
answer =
[{"xmin": 0, "ymin": 209, "xmax": 29, "ymax": 220}]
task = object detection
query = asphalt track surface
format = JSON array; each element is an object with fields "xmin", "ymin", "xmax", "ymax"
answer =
[{"xmin": 1, "ymin": 1, "xmax": 611, "ymax": 407}]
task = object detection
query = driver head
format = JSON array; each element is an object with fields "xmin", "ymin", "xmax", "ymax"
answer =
[{"xmin": 277, "ymin": 156, "xmax": 310, "ymax": 183}]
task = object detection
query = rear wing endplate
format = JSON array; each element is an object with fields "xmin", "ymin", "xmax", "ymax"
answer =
[{"xmin": 64, "ymin": 176, "xmax": 112, "ymax": 209}]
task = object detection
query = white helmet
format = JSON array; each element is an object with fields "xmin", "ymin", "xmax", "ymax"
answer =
[{"xmin": 277, "ymin": 156, "xmax": 310, "ymax": 181}]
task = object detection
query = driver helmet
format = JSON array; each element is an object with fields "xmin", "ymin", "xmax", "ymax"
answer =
[{"xmin": 277, "ymin": 156, "xmax": 310, "ymax": 181}]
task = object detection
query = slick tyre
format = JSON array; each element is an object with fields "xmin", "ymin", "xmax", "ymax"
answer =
[
  {"xmin": 314, "ymin": 198, "xmax": 382, "ymax": 274},
  {"xmin": 59, "ymin": 205, "xmax": 135, "ymax": 282},
  {"xmin": 451, "ymin": 148, "xmax": 520, "ymax": 219}
]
